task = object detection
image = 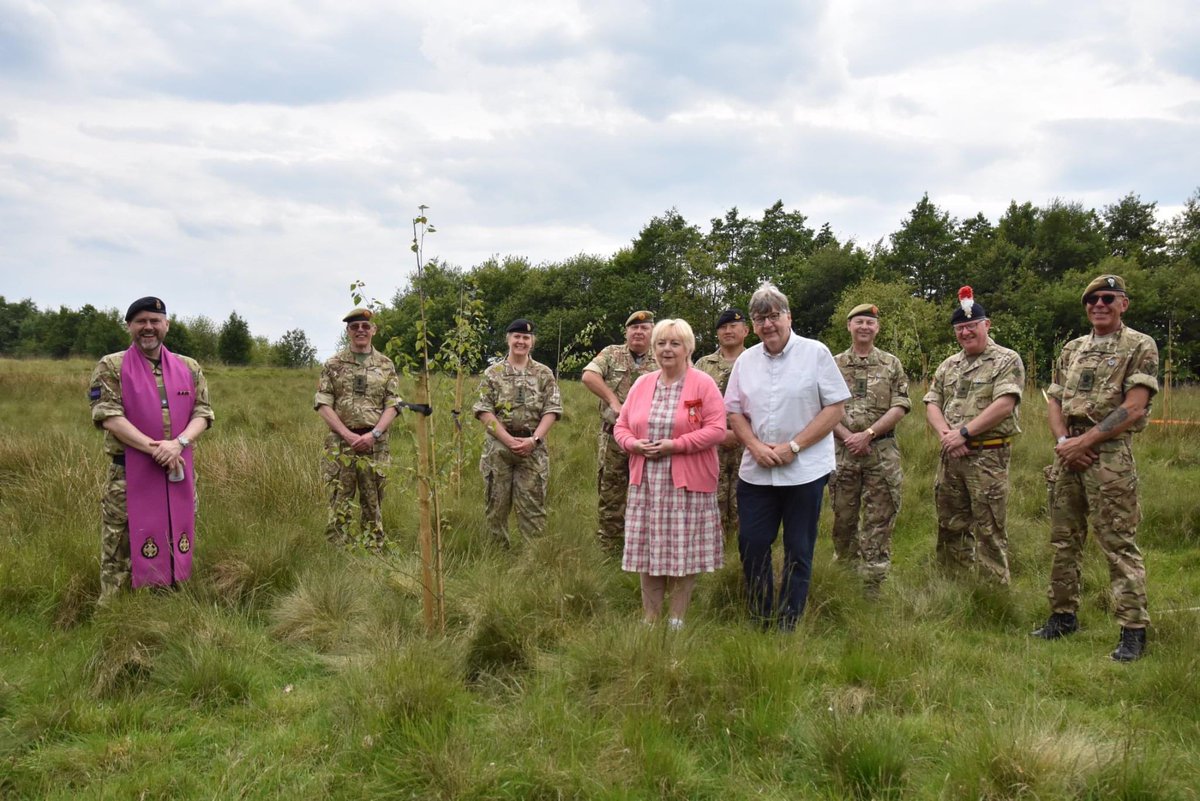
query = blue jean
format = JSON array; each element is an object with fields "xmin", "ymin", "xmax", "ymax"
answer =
[{"xmin": 737, "ymin": 475, "xmax": 829, "ymax": 629}]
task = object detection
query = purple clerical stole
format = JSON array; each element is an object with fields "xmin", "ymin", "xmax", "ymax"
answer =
[{"xmin": 119, "ymin": 345, "xmax": 197, "ymax": 588}]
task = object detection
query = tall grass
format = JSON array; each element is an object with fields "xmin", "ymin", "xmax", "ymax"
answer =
[{"xmin": 2, "ymin": 358, "xmax": 1199, "ymax": 799}]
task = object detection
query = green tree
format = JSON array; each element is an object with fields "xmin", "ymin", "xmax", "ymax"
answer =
[
  {"xmin": 167, "ymin": 316, "xmax": 196, "ymax": 357},
  {"xmin": 779, "ymin": 243, "xmax": 870, "ymax": 338},
  {"xmin": 1103, "ymin": 192, "xmax": 1166, "ymax": 268},
  {"xmin": 273, "ymin": 328, "xmax": 317, "ymax": 368},
  {"xmin": 248, "ymin": 335, "xmax": 273, "ymax": 366},
  {"xmin": 218, "ymin": 311, "xmax": 252, "ymax": 365},
  {"xmin": 882, "ymin": 194, "xmax": 959, "ymax": 302},
  {"xmin": 18, "ymin": 305, "xmax": 81, "ymax": 358},
  {"xmin": 71, "ymin": 305, "xmax": 126, "ymax": 357},
  {"xmin": 1166, "ymin": 188, "xmax": 1200, "ymax": 267},
  {"xmin": 752, "ymin": 200, "xmax": 816, "ymax": 274},
  {"xmin": 707, "ymin": 206, "xmax": 761, "ymax": 300},
  {"xmin": 1029, "ymin": 199, "xmax": 1106, "ymax": 280},
  {"xmin": 180, "ymin": 315, "xmax": 219, "ymax": 361},
  {"xmin": 0, "ymin": 297, "xmax": 38, "ymax": 354}
]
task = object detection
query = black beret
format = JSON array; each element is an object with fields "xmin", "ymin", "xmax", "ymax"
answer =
[
  {"xmin": 125, "ymin": 296, "xmax": 166, "ymax": 322},
  {"xmin": 506, "ymin": 318, "xmax": 535, "ymax": 334},
  {"xmin": 951, "ymin": 301, "xmax": 988, "ymax": 326},
  {"xmin": 716, "ymin": 308, "xmax": 746, "ymax": 328}
]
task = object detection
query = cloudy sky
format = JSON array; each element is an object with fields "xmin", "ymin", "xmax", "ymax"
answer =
[{"xmin": 2, "ymin": 0, "xmax": 1198, "ymax": 357}]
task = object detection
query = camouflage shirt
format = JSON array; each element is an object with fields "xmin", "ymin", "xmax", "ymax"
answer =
[
  {"xmin": 1048, "ymin": 324, "xmax": 1158, "ymax": 434},
  {"xmin": 694, "ymin": 350, "xmax": 740, "ymax": 394},
  {"xmin": 834, "ymin": 346, "xmax": 911, "ymax": 432},
  {"xmin": 923, "ymin": 340, "xmax": 1024, "ymax": 437},
  {"xmin": 582, "ymin": 344, "xmax": 657, "ymax": 424},
  {"xmin": 314, "ymin": 349, "xmax": 402, "ymax": 432},
  {"xmin": 472, "ymin": 358, "xmax": 563, "ymax": 434},
  {"xmin": 89, "ymin": 350, "xmax": 214, "ymax": 457}
]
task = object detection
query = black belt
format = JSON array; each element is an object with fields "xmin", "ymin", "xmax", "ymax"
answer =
[
  {"xmin": 601, "ymin": 422, "xmax": 615, "ymax": 435},
  {"xmin": 871, "ymin": 431, "xmax": 894, "ymax": 441},
  {"xmin": 507, "ymin": 429, "xmax": 533, "ymax": 438},
  {"xmin": 349, "ymin": 427, "xmax": 374, "ymax": 435},
  {"xmin": 112, "ymin": 454, "xmax": 125, "ymax": 466}
]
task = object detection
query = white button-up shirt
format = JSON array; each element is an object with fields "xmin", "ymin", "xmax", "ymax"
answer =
[{"xmin": 724, "ymin": 331, "xmax": 851, "ymax": 486}]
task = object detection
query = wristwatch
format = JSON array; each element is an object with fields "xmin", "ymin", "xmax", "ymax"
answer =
[
  {"xmin": 866, "ymin": 427, "xmax": 877, "ymax": 438},
  {"xmin": 371, "ymin": 429, "xmax": 383, "ymax": 439},
  {"xmin": 959, "ymin": 426, "xmax": 970, "ymax": 440},
  {"xmin": 788, "ymin": 440, "xmax": 800, "ymax": 454},
  {"xmin": 177, "ymin": 435, "xmax": 191, "ymax": 449},
  {"xmin": 533, "ymin": 435, "xmax": 543, "ymax": 445}
]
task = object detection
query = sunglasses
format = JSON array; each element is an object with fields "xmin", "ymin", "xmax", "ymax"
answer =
[
  {"xmin": 1083, "ymin": 293, "xmax": 1121, "ymax": 306},
  {"xmin": 347, "ymin": 322, "xmax": 373, "ymax": 331}
]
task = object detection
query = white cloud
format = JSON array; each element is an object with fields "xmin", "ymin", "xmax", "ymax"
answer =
[{"xmin": 1, "ymin": 0, "xmax": 1199, "ymax": 358}]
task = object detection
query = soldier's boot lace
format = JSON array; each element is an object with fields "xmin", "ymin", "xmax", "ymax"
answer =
[
  {"xmin": 1030, "ymin": 612, "xmax": 1078, "ymax": 640},
  {"xmin": 1110, "ymin": 626, "xmax": 1147, "ymax": 662}
]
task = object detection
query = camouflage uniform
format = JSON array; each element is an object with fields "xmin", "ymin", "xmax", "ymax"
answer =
[
  {"xmin": 1046, "ymin": 325, "xmax": 1158, "ymax": 627},
  {"xmin": 582, "ymin": 344, "xmax": 657, "ymax": 551},
  {"xmin": 695, "ymin": 350, "xmax": 742, "ymax": 537},
  {"xmin": 314, "ymin": 349, "xmax": 402, "ymax": 547},
  {"xmin": 830, "ymin": 347, "xmax": 910, "ymax": 584},
  {"xmin": 923, "ymin": 340, "xmax": 1024, "ymax": 584},
  {"xmin": 472, "ymin": 359, "xmax": 563, "ymax": 545},
  {"xmin": 89, "ymin": 351, "xmax": 214, "ymax": 602}
]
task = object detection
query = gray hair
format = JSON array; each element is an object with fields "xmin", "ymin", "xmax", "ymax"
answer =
[{"xmin": 748, "ymin": 282, "xmax": 790, "ymax": 317}]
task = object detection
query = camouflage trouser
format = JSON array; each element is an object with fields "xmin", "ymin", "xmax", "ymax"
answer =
[
  {"xmin": 596, "ymin": 429, "xmax": 631, "ymax": 552},
  {"xmin": 934, "ymin": 447, "xmax": 1011, "ymax": 584},
  {"xmin": 322, "ymin": 435, "xmax": 390, "ymax": 548},
  {"xmin": 716, "ymin": 442, "xmax": 744, "ymax": 539},
  {"xmin": 1046, "ymin": 439, "xmax": 1149, "ymax": 627},
  {"xmin": 99, "ymin": 463, "xmax": 132, "ymax": 603},
  {"xmin": 830, "ymin": 439, "xmax": 902, "ymax": 585},
  {"xmin": 480, "ymin": 439, "xmax": 550, "ymax": 545}
]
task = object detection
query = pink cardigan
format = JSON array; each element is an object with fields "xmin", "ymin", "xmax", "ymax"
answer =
[{"xmin": 614, "ymin": 367, "xmax": 727, "ymax": 492}]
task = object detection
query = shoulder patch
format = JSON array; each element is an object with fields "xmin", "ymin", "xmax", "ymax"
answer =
[{"xmin": 88, "ymin": 385, "xmax": 102, "ymax": 401}]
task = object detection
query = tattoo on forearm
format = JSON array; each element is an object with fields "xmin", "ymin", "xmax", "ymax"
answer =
[{"xmin": 1098, "ymin": 407, "xmax": 1129, "ymax": 433}]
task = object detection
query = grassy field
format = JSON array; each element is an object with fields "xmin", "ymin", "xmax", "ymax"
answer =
[{"xmin": 2, "ymin": 356, "xmax": 1199, "ymax": 800}]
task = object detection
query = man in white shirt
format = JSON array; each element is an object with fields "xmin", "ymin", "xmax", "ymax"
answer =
[{"xmin": 725, "ymin": 282, "xmax": 850, "ymax": 630}]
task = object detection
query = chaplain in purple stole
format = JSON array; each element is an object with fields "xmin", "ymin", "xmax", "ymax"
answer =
[{"xmin": 88, "ymin": 296, "xmax": 214, "ymax": 603}]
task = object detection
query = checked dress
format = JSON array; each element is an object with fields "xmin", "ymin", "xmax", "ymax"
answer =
[{"xmin": 621, "ymin": 377, "xmax": 724, "ymax": 576}]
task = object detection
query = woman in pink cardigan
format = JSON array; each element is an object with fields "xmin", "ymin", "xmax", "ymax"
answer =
[{"xmin": 614, "ymin": 318, "xmax": 728, "ymax": 628}]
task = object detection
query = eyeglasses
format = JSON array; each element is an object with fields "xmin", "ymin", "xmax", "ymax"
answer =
[
  {"xmin": 1084, "ymin": 293, "xmax": 1120, "ymax": 306},
  {"xmin": 751, "ymin": 311, "xmax": 786, "ymax": 326},
  {"xmin": 953, "ymin": 320, "xmax": 984, "ymax": 334},
  {"xmin": 347, "ymin": 322, "xmax": 373, "ymax": 332}
]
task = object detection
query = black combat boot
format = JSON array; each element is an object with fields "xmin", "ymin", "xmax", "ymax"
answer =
[
  {"xmin": 1030, "ymin": 612, "xmax": 1078, "ymax": 640},
  {"xmin": 1110, "ymin": 627, "xmax": 1147, "ymax": 662}
]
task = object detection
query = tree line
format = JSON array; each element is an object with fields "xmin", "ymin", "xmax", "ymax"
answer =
[
  {"xmin": 0, "ymin": 303, "xmax": 317, "ymax": 368},
  {"xmin": 7, "ymin": 189, "xmax": 1199, "ymax": 380},
  {"xmin": 380, "ymin": 190, "xmax": 1200, "ymax": 382}
]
